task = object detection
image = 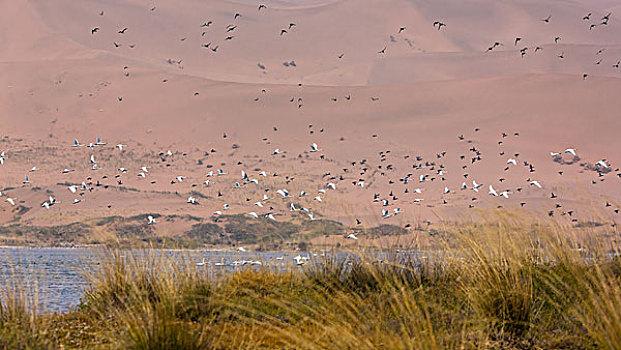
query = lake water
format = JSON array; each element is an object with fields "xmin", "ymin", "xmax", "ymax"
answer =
[{"xmin": 0, "ymin": 247, "xmax": 311, "ymax": 313}]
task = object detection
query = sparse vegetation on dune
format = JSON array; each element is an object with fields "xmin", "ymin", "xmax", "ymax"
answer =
[{"xmin": 0, "ymin": 217, "xmax": 620, "ymax": 349}]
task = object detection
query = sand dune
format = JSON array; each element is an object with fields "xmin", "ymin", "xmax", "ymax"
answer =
[{"xmin": 0, "ymin": 0, "xmax": 620, "ymax": 237}]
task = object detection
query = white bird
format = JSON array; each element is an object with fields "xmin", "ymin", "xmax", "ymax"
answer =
[
  {"xmin": 489, "ymin": 185, "xmax": 499, "ymax": 196},
  {"xmin": 116, "ymin": 144, "xmax": 125, "ymax": 151},
  {"xmin": 213, "ymin": 211, "xmax": 223, "ymax": 215},
  {"xmin": 175, "ymin": 176, "xmax": 185, "ymax": 182},
  {"xmin": 300, "ymin": 190, "xmax": 306, "ymax": 197},
  {"xmin": 413, "ymin": 188, "xmax": 422, "ymax": 194},
  {"xmin": 248, "ymin": 212, "xmax": 259, "ymax": 219},
  {"xmin": 419, "ymin": 174, "xmax": 428, "ymax": 182},
  {"xmin": 147, "ymin": 215, "xmax": 156, "ymax": 224},
  {"xmin": 314, "ymin": 196, "xmax": 322, "ymax": 202},
  {"xmin": 68, "ymin": 185, "xmax": 77, "ymax": 193},
  {"xmin": 293, "ymin": 255, "xmax": 308, "ymax": 265},
  {"xmin": 529, "ymin": 180, "xmax": 542, "ymax": 189},
  {"xmin": 137, "ymin": 172, "xmax": 146, "ymax": 178},
  {"xmin": 262, "ymin": 194, "xmax": 269, "ymax": 201},
  {"xmin": 413, "ymin": 198, "xmax": 424, "ymax": 203},
  {"xmin": 237, "ymin": 247, "xmax": 247, "ymax": 252},
  {"xmin": 196, "ymin": 258, "xmax": 207, "ymax": 266},
  {"xmin": 92, "ymin": 164, "xmax": 99, "ymax": 170},
  {"xmin": 23, "ymin": 175, "xmax": 30, "ymax": 184},
  {"xmin": 276, "ymin": 189, "xmax": 289, "ymax": 198},
  {"xmin": 273, "ymin": 149, "xmax": 281, "ymax": 155},
  {"xmin": 241, "ymin": 170, "xmax": 248, "ymax": 179},
  {"xmin": 62, "ymin": 168, "xmax": 73, "ymax": 174},
  {"xmin": 356, "ymin": 180, "xmax": 365, "ymax": 187},
  {"xmin": 310, "ymin": 143, "xmax": 319, "ymax": 152},
  {"xmin": 472, "ymin": 181, "xmax": 483, "ymax": 192},
  {"xmin": 327, "ymin": 183, "xmax": 336, "ymax": 190},
  {"xmin": 204, "ymin": 180, "xmax": 211, "ymax": 186},
  {"xmin": 223, "ymin": 204, "xmax": 230, "ymax": 210},
  {"xmin": 318, "ymin": 189, "xmax": 327, "ymax": 194},
  {"xmin": 499, "ymin": 190, "xmax": 510, "ymax": 198},
  {"xmin": 254, "ymin": 201, "xmax": 263, "ymax": 207},
  {"xmin": 166, "ymin": 150, "xmax": 173, "ymax": 157},
  {"xmin": 72, "ymin": 138, "xmax": 83, "ymax": 147},
  {"xmin": 187, "ymin": 197, "xmax": 197, "ymax": 204},
  {"xmin": 42, "ymin": 202, "xmax": 50, "ymax": 209},
  {"xmin": 217, "ymin": 169, "xmax": 226, "ymax": 176},
  {"xmin": 346, "ymin": 233, "xmax": 358, "ymax": 240},
  {"xmin": 140, "ymin": 166, "xmax": 149, "ymax": 173},
  {"xmin": 393, "ymin": 207, "xmax": 401, "ymax": 215},
  {"xmin": 564, "ymin": 148, "xmax": 577, "ymax": 157},
  {"xmin": 289, "ymin": 203, "xmax": 296, "ymax": 211},
  {"xmin": 596, "ymin": 160, "xmax": 609, "ymax": 168},
  {"xmin": 119, "ymin": 168, "xmax": 127, "ymax": 173},
  {"xmin": 444, "ymin": 187, "xmax": 450, "ymax": 194},
  {"xmin": 73, "ymin": 199, "xmax": 82, "ymax": 204},
  {"xmin": 266, "ymin": 213, "xmax": 276, "ymax": 220},
  {"xmin": 95, "ymin": 136, "xmax": 106, "ymax": 146},
  {"xmin": 507, "ymin": 158, "xmax": 517, "ymax": 165},
  {"xmin": 461, "ymin": 182, "xmax": 468, "ymax": 190},
  {"xmin": 249, "ymin": 179, "xmax": 259, "ymax": 185},
  {"xmin": 308, "ymin": 212, "xmax": 316, "ymax": 220},
  {"xmin": 550, "ymin": 151, "xmax": 561, "ymax": 157},
  {"xmin": 81, "ymin": 182, "xmax": 88, "ymax": 190},
  {"xmin": 206, "ymin": 171, "xmax": 213, "ymax": 177},
  {"xmin": 29, "ymin": 166, "xmax": 38, "ymax": 172},
  {"xmin": 89, "ymin": 155, "xmax": 96, "ymax": 164},
  {"xmin": 6, "ymin": 198, "xmax": 15, "ymax": 206}
]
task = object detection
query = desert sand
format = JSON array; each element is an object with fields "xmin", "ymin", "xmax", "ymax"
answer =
[{"xmin": 0, "ymin": 0, "xmax": 620, "ymax": 239}]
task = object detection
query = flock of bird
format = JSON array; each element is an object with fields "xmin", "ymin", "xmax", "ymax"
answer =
[{"xmin": 1, "ymin": 2, "xmax": 620, "ymax": 239}]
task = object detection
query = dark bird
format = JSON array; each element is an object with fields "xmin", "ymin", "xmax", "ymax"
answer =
[
  {"xmin": 113, "ymin": 42, "xmax": 120, "ymax": 48},
  {"xmin": 201, "ymin": 21, "xmax": 212, "ymax": 27},
  {"xmin": 398, "ymin": 27, "xmax": 406, "ymax": 33},
  {"xmin": 227, "ymin": 25, "xmax": 237, "ymax": 32},
  {"xmin": 613, "ymin": 61, "xmax": 620, "ymax": 68},
  {"xmin": 542, "ymin": 15, "xmax": 551, "ymax": 23},
  {"xmin": 583, "ymin": 73, "xmax": 588, "ymax": 80},
  {"xmin": 118, "ymin": 27, "xmax": 128, "ymax": 34},
  {"xmin": 211, "ymin": 45, "xmax": 219, "ymax": 52},
  {"xmin": 289, "ymin": 23, "xmax": 296, "ymax": 29},
  {"xmin": 280, "ymin": 29, "xmax": 288, "ymax": 35},
  {"xmin": 433, "ymin": 21, "xmax": 446, "ymax": 30},
  {"xmin": 338, "ymin": 53, "xmax": 344, "ymax": 59},
  {"xmin": 258, "ymin": 4, "xmax": 266, "ymax": 10},
  {"xmin": 378, "ymin": 47, "xmax": 386, "ymax": 54},
  {"xmin": 554, "ymin": 36, "xmax": 561, "ymax": 43},
  {"xmin": 590, "ymin": 24, "xmax": 597, "ymax": 30},
  {"xmin": 225, "ymin": 36, "xmax": 234, "ymax": 40},
  {"xmin": 583, "ymin": 13, "xmax": 591, "ymax": 20},
  {"xmin": 558, "ymin": 51, "xmax": 564, "ymax": 59},
  {"xmin": 99, "ymin": 10, "xmax": 104, "ymax": 16},
  {"xmin": 91, "ymin": 27, "xmax": 100, "ymax": 35},
  {"xmin": 234, "ymin": 13, "xmax": 241, "ymax": 19}
]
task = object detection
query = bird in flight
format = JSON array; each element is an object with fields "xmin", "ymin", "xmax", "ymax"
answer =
[
  {"xmin": 118, "ymin": 27, "xmax": 128, "ymax": 34},
  {"xmin": 258, "ymin": 4, "xmax": 266, "ymax": 11},
  {"xmin": 542, "ymin": 15, "xmax": 551, "ymax": 23},
  {"xmin": 91, "ymin": 27, "xmax": 100, "ymax": 35},
  {"xmin": 378, "ymin": 47, "xmax": 386, "ymax": 54},
  {"xmin": 433, "ymin": 21, "xmax": 446, "ymax": 30}
]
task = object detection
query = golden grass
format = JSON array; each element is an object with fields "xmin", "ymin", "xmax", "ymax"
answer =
[{"xmin": 0, "ymin": 215, "xmax": 619, "ymax": 349}]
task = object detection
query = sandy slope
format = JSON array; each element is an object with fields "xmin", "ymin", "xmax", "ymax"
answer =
[{"xmin": 1, "ymin": 0, "xmax": 620, "ymax": 235}]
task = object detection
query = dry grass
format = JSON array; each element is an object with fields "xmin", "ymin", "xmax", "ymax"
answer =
[{"xmin": 0, "ymin": 216, "xmax": 619, "ymax": 349}]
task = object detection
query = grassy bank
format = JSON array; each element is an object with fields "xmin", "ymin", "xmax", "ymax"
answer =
[{"xmin": 0, "ymin": 218, "xmax": 619, "ymax": 349}]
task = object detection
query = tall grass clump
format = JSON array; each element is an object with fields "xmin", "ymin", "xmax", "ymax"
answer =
[{"xmin": 0, "ymin": 214, "xmax": 619, "ymax": 349}]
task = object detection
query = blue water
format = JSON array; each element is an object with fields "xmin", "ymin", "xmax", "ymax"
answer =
[{"xmin": 0, "ymin": 247, "xmax": 312, "ymax": 313}]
